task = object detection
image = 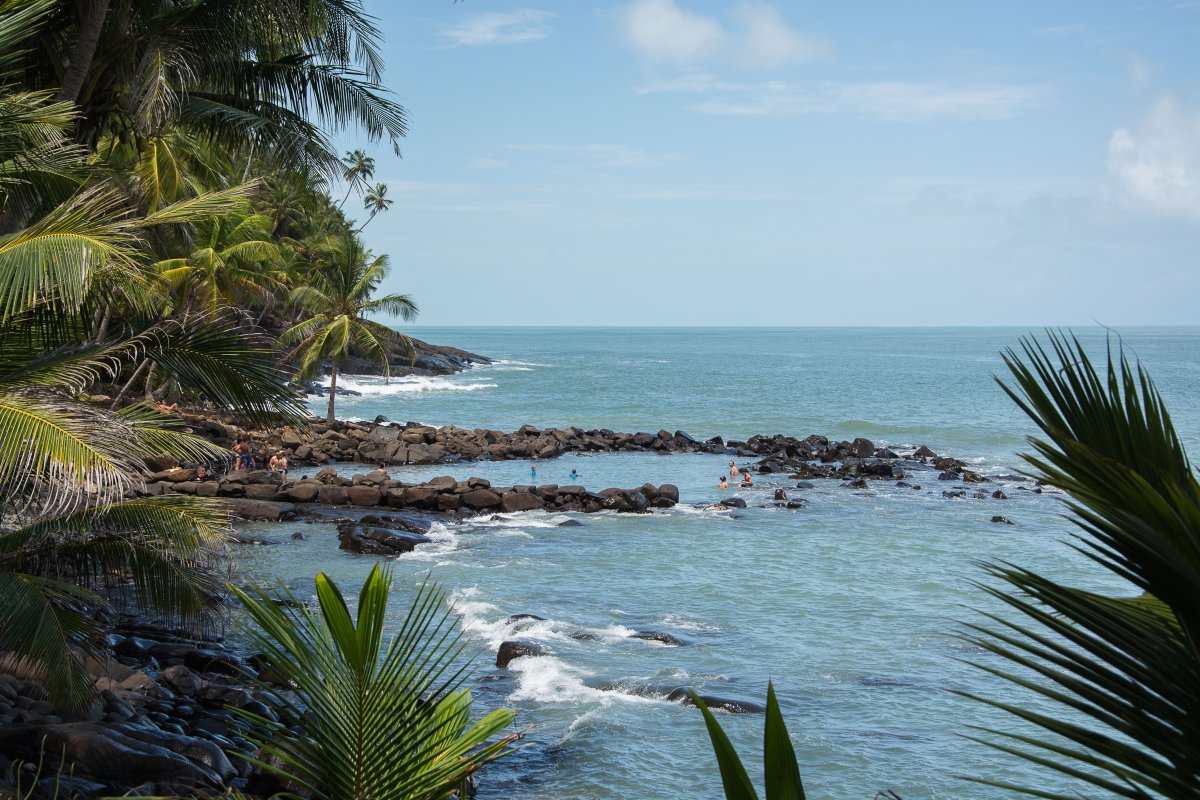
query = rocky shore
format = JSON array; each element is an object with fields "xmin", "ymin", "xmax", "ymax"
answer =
[
  {"xmin": 0, "ymin": 622, "xmax": 280, "ymax": 797},
  {"xmin": 176, "ymin": 414, "xmax": 985, "ymax": 486}
]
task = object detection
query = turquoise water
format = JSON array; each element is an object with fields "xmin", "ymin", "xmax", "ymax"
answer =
[{"xmin": 235, "ymin": 327, "xmax": 1200, "ymax": 800}]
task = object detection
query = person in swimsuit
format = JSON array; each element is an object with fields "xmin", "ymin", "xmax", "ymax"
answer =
[
  {"xmin": 729, "ymin": 460, "xmax": 738, "ymax": 477},
  {"xmin": 531, "ymin": 465, "xmax": 537, "ymax": 479},
  {"xmin": 569, "ymin": 469, "xmax": 579, "ymax": 480},
  {"xmin": 718, "ymin": 476, "xmax": 728, "ymax": 489},
  {"xmin": 740, "ymin": 470, "xmax": 754, "ymax": 487}
]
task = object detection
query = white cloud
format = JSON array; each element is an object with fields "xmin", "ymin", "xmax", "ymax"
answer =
[
  {"xmin": 441, "ymin": 10, "xmax": 552, "ymax": 46},
  {"xmin": 1108, "ymin": 95, "xmax": 1200, "ymax": 221},
  {"xmin": 636, "ymin": 76, "xmax": 1046, "ymax": 120},
  {"xmin": 622, "ymin": 0, "xmax": 724, "ymax": 62},
  {"xmin": 505, "ymin": 143, "xmax": 677, "ymax": 167},
  {"xmin": 734, "ymin": 3, "xmax": 831, "ymax": 66},
  {"xmin": 620, "ymin": 0, "xmax": 826, "ymax": 66}
]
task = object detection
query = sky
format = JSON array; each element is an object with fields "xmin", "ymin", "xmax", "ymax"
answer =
[{"xmin": 341, "ymin": 1, "xmax": 1200, "ymax": 327}]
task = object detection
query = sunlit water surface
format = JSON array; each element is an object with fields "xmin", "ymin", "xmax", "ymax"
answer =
[{"xmin": 232, "ymin": 327, "xmax": 1200, "ymax": 800}]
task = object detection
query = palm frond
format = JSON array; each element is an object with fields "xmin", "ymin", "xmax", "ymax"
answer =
[{"xmin": 965, "ymin": 330, "xmax": 1200, "ymax": 798}]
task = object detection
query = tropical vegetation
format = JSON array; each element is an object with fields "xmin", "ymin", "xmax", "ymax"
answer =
[
  {"xmin": 0, "ymin": 0, "xmax": 418, "ymax": 713},
  {"xmin": 695, "ymin": 332, "xmax": 1200, "ymax": 800},
  {"xmin": 231, "ymin": 564, "xmax": 518, "ymax": 800}
]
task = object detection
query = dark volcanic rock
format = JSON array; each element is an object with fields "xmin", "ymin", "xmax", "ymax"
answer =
[
  {"xmin": 632, "ymin": 630, "xmax": 688, "ymax": 647},
  {"xmin": 665, "ymin": 689, "xmax": 765, "ymax": 714},
  {"xmin": 496, "ymin": 640, "xmax": 546, "ymax": 669}
]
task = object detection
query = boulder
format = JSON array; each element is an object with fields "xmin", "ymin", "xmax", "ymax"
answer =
[
  {"xmin": 500, "ymin": 491, "xmax": 543, "ymax": 513},
  {"xmin": 426, "ymin": 476, "xmax": 457, "ymax": 492},
  {"xmin": 222, "ymin": 498, "xmax": 296, "ymax": 521},
  {"xmin": 346, "ymin": 485, "xmax": 382, "ymax": 506},
  {"xmin": 657, "ymin": 484, "xmax": 680, "ymax": 504},
  {"xmin": 851, "ymin": 437, "xmax": 875, "ymax": 458},
  {"xmin": 337, "ymin": 523, "xmax": 431, "ymax": 555},
  {"xmin": 160, "ymin": 665, "xmax": 201, "ymax": 696},
  {"xmin": 665, "ymin": 689, "xmax": 765, "ymax": 714},
  {"xmin": 316, "ymin": 485, "xmax": 348, "ymax": 505},
  {"xmin": 632, "ymin": 630, "xmax": 688, "ymax": 647},
  {"xmin": 278, "ymin": 482, "xmax": 320, "ymax": 502},
  {"xmin": 461, "ymin": 488, "xmax": 502, "ymax": 510},
  {"xmin": 495, "ymin": 640, "xmax": 545, "ymax": 669}
]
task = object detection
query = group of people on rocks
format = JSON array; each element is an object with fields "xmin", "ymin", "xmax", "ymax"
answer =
[
  {"xmin": 719, "ymin": 460, "xmax": 754, "ymax": 489},
  {"xmin": 230, "ymin": 440, "xmax": 289, "ymax": 477}
]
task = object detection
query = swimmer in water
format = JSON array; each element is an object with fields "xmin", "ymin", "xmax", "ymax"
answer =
[
  {"xmin": 718, "ymin": 475, "xmax": 728, "ymax": 489},
  {"xmin": 569, "ymin": 468, "xmax": 579, "ymax": 480},
  {"xmin": 729, "ymin": 459, "xmax": 738, "ymax": 477},
  {"xmin": 531, "ymin": 465, "xmax": 537, "ymax": 479},
  {"xmin": 740, "ymin": 469, "xmax": 754, "ymax": 487}
]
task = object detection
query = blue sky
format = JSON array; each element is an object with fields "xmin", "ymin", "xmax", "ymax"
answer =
[{"xmin": 343, "ymin": 1, "xmax": 1200, "ymax": 326}]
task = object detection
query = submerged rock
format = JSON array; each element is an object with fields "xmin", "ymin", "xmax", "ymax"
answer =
[{"xmin": 665, "ymin": 689, "xmax": 765, "ymax": 714}]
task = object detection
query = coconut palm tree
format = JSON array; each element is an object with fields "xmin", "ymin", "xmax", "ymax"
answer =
[
  {"xmin": 359, "ymin": 181, "xmax": 392, "ymax": 229},
  {"xmin": 282, "ymin": 235, "xmax": 417, "ymax": 423},
  {"xmin": 20, "ymin": 0, "xmax": 408, "ymax": 174},
  {"xmin": 232, "ymin": 564, "xmax": 518, "ymax": 800},
  {"xmin": 338, "ymin": 148, "xmax": 374, "ymax": 208},
  {"xmin": 156, "ymin": 209, "xmax": 283, "ymax": 314}
]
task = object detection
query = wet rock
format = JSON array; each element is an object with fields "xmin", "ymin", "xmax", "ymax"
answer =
[
  {"xmin": 665, "ymin": 689, "xmax": 765, "ymax": 714},
  {"xmin": 632, "ymin": 630, "xmax": 688, "ymax": 647},
  {"xmin": 222, "ymin": 498, "xmax": 297, "ymax": 521},
  {"xmin": 500, "ymin": 491, "xmax": 543, "ymax": 513},
  {"xmin": 718, "ymin": 497, "xmax": 747, "ymax": 509},
  {"xmin": 160, "ymin": 665, "xmax": 201, "ymax": 696},
  {"xmin": 992, "ymin": 490, "xmax": 1007, "ymax": 499},
  {"xmin": 557, "ymin": 519, "xmax": 585, "ymax": 527},
  {"xmin": 337, "ymin": 522, "xmax": 431, "ymax": 555},
  {"xmin": 461, "ymin": 488, "xmax": 502, "ymax": 510},
  {"xmin": 990, "ymin": 516, "xmax": 1015, "ymax": 525},
  {"xmin": 496, "ymin": 640, "xmax": 546, "ymax": 669}
]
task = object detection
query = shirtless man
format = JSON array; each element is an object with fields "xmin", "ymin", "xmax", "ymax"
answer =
[
  {"xmin": 269, "ymin": 452, "xmax": 288, "ymax": 479},
  {"xmin": 739, "ymin": 470, "xmax": 754, "ymax": 487},
  {"xmin": 718, "ymin": 476, "xmax": 728, "ymax": 489},
  {"xmin": 729, "ymin": 460, "xmax": 739, "ymax": 477}
]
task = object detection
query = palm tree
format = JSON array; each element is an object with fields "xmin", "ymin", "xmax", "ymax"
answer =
[
  {"xmin": 282, "ymin": 235, "xmax": 417, "ymax": 423},
  {"xmin": 156, "ymin": 210, "xmax": 283, "ymax": 314},
  {"xmin": 359, "ymin": 181, "xmax": 392, "ymax": 229},
  {"xmin": 231, "ymin": 564, "xmax": 518, "ymax": 800},
  {"xmin": 20, "ymin": 0, "xmax": 408, "ymax": 174},
  {"xmin": 338, "ymin": 148, "xmax": 374, "ymax": 208}
]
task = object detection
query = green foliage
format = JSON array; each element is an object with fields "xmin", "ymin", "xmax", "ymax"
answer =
[
  {"xmin": 282, "ymin": 234, "xmax": 417, "ymax": 421},
  {"xmin": 959, "ymin": 332, "xmax": 1200, "ymax": 799},
  {"xmin": 692, "ymin": 681, "xmax": 806, "ymax": 800},
  {"xmin": 231, "ymin": 564, "xmax": 518, "ymax": 800}
]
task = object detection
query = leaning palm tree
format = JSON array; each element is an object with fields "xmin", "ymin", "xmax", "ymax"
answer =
[
  {"xmin": 359, "ymin": 181, "xmax": 392, "ymax": 229},
  {"xmin": 338, "ymin": 148, "xmax": 374, "ymax": 208},
  {"xmin": 231, "ymin": 564, "xmax": 518, "ymax": 800},
  {"xmin": 282, "ymin": 235, "xmax": 417, "ymax": 423}
]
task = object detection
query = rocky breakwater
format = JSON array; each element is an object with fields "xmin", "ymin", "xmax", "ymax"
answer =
[
  {"xmin": 750, "ymin": 435, "xmax": 989, "ymax": 486},
  {"xmin": 140, "ymin": 465, "xmax": 678, "ymax": 528},
  {"xmin": 0, "ymin": 622, "xmax": 282, "ymax": 798}
]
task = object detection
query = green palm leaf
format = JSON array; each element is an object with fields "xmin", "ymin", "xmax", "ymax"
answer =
[
  {"xmin": 964, "ymin": 331, "xmax": 1200, "ymax": 798},
  {"xmin": 230, "ymin": 565, "xmax": 517, "ymax": 800}
]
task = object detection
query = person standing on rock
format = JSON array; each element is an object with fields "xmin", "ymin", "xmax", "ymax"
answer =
[{"xmin": 269, "ymin": 451, "xmax": 289, "ymax": 479}]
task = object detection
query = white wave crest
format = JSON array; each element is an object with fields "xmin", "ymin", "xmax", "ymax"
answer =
[{"xmin": 331, "ymin": 375, "xmax": 497, "ymax": 395}]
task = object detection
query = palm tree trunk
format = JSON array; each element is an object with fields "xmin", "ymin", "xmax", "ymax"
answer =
[
  {"xmin": 57, "ymin": 0, "xmax": 111, "ymax": 105},
  {"xmin": 142, "ymin": 361, "xmax": 157, "ymax": 402},
  {"xmin": 327, "ymin": 362, "xmax": 338, "ymax": 424},
  {"xmin": 358, "ymin": 209, "xmax": 378, "ymax": 231},
  {"xmin": 93, "ymin": 301, "xmax": 113, "ymax": 342},
  {"xmin": 110, "ymin": 358, "xmax": 149, "ymax": 408}
]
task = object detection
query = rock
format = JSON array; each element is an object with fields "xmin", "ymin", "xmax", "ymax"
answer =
[
  {"xmin": 773, "ymin": 488, "xmax": 787, "ymax": 501},
  {"xmin": 557, "ymin": 519, "xmax": 585, "ymax": 527},
  {"xmin": 937, "ymin": 470, "xmax": 959, "ymax": 481},
  {"xmin": 222, "ymin": 498, "xmax": 296, "ymax": 521},
  {"xmin": 914, "ymin": 445, "xmax": 937, "ymax": 458},
  {"xmin": 316, "ymin": 485, "xmax": 348, "ymax": 505},
  {"xmin": 337, "ymin": 523, "xmax": 431, "ymax": 555},
  {"xmin": 160, "ymin": 665, "xmax": 201, "ymax": 696},
  {"xmin": 461, "ymin": 488, "xmax": 502, "ymax": 510},
  {"xmin": 495, "ymin": 640, "xmax": 546, "ymax": 669},
  {"xmin": 992, "ymin": 490, "xmax": 1007, "ymax": 499},
  {"xmin": 109, "ymin": 721, "xmax": 237, "ymax": 783},
  {"xmin": 851, "ymin": 437, "xmax": 874, "ymax": 458},
  {"xmin": 346, "ymin": 486, "xmax": 382, "ymax": 506},
  {"xmin": 665, "ymin": 689, "xmax": 765, "ymax": 714},
  {"xmin": 658, "ymin": 483, "xmax": 680, "ymax": 503},
  {"xmin": 500, "ymin": 491, "xmax": 543, "ymax": 513},
  {"xmin": 0, "ymin": 722, "xmax": 223, "ymax": 786},
  {"xmin": 426, "ymin": 475, "xmax": 457, "ymax": 492},
  {"xmin": 991, "ymin": 516, "xmax": 1015, "ymax": 525},
  {"xmin": 632, "ymin": 630, "xmax": 688, "ymax": 647},
  {"xmin": 278, "ymin": 482, "xmax": 320, "ymax": 502},
  {"xmin": 718, "ymin": 497, "xmax": 747, "ymax": 509}
]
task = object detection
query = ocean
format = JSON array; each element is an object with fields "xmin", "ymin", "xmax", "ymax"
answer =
[{"xmin": 233, "ymin": 326, "xmax": 1200, "ymax": 800}]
